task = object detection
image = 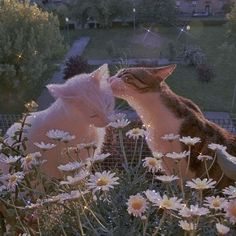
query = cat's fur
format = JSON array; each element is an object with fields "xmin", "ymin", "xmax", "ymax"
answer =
[
  {"xmin": 3, "ymin": 64, "xmax": 114, "ymax": 178},
  {"xmin": 109, "ymin": 65, "xmax": 236, "ymax": 188}
]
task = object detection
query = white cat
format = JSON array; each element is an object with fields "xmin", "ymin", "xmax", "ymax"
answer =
[{"xmin": 3, "ymin": 64, "xmax": 114, "ymax": 178}]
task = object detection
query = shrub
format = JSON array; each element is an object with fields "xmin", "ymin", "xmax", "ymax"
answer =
[
  {"xmin": 196, "ymin": 64, "xmax": 214, "ymax": 83},
  {"xmin": 183, "ymin": 45, "xmax": 207, "ymax": 66},
  {"xmin": 63, "ymin": 55, "xmax": 90, "ymax": 80},
  {"xmin": 0, "ymin": 0, "xmax": 65, "ymax": 111}
]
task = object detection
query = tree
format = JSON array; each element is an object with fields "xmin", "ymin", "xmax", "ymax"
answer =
[
  {"xmin": 226, "ymin": 3, "xmax": 236, "ymax": 46},
  {"xmin": 0, "ymin": 0, "xmax": 65, "ymax": 111},
  {"xmin": 68, "ymin": 0, "xmax": 132, "ymax": 28},
  {"xmin": 137, "ymin": 0, "xmax": 178, "ymax": 26}
]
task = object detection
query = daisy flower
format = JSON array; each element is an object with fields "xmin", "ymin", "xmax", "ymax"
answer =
[
  {"xmin": 208, "ymin": 143, "xmax": 227, "ymax": 151},
  {"xmin": 60, "ymin": 170, "xmax": 89, "ymax": 185},
  {"xmin": 166, "ymin": 151, "xmax": 190, "ymax": 160},
  {"xmin": 215, "ymin": 223, "xmax": 230, "ymax": 235},
  {"xmin": 0, "ymin": 172, "xmax": 25, "ymax": 190},
  {"xmin": 186, "ymin": 178, "xmax": 216, "ymax": 190},
  {"xmin": 161, "ymin": 133, "xmax": 180, "ymax": 142},
  {"xmin": 109, "ymin": 118, "xmax": 130, "ymax": 129},
  {"xmin": 197, "ymin": 154, "xmax": 213, "ymax": 161},
  {"xmin": 145, "ymin": 190, "xmax": 161, "ymax": 204},
  {"xmin": 21, "ymin": 154, "xmax": 35, "ymax": 171},
  {"xmin": 179, "ymin": 205, "xmax": 209, "ymax": 217},
  {"xmin": 34, "ymin": 142, "xmax": 56, "ymax": 151},
  {"xmin": 179, "ymin": 136, "xmax": 201, "ymax": 146},
  {"xmin": 223, "ymin": 185, "xmax": 236, "ymax": 198},
  {"xmin": 204, "ymin": 196, "xmax": 228, "ymax": 210},
  {"xmin": 155, "ymin": 175, "xmax": 179, "ymax": 183},
  {"xmin": 77, "ymin": 142, "xmax": 97, "ymax": 150},
  {"xmin": 143, "ymin": 157, "xmax": 164, "ymax": 173},
  {"xmin": 145, "ymin": 190, "xmax": 182, "ymax": 210},
  {"xmin": 127, "ymin": 193, "xmax": 147, "ymax": 217},
  {"xmin": 225, "ymin": 199, "xmax": 236, "ymax": 224},
  {"xmin": 179, "ymin": 220, "xmax": 196, "ymax": 231},
  {"xmin": 126, "ymin": 128, "xmax": 147, "ymax": 140},
  {"xmin": 0, "ymin": 155, "xmax": 21, "ymax": 164},
  {"xmin": 61, "ymin": 134, "xmax": 76, "ymax": 143},
  {"xmin": 57, "ymin": 161, "xmax": 83, "ymax": 172},
  {"xmin": 89, "ymin": 153, "xmax": 111, "ymax": 163},
  {"xmin": 46, "ymin": 129, "xmax": 70, "ymax": 141},
  {"xmin": 87, "ymin": 171, "xmax": 119, "ymax": 193},
  {"xmin": 152, "ymin": 151, "xmax": 164, "ymax": 159}
]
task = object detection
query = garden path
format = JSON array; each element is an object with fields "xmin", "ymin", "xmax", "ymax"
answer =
[{"xmin": 37, "ymin": 37, "xmax": 90, "ymax": 110}]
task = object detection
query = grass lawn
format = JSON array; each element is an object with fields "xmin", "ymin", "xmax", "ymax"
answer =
[{"xmin": 75, "ymin": 24, "xmax": 236, "ymax": 113}]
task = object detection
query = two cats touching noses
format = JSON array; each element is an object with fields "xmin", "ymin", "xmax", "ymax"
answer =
[{"xmin": 4, "ymin": 64, "xmax": 236, "ymax": 188}]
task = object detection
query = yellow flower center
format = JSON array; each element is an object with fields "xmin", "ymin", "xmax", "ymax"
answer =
[
  {"xmin": 9, "ymin": 175, "xmax": 17, "ymax": 183},
  {"xmin": 148, "ymin": 159, "xmax": 157, "ymax": 167},
  {"xmin": 161, "ymin": 199, "xmax": 172, "ymax": 209},
  {"xmin": 96, "ymin": 177, "xmax": 109, "ymax": 186},
  {"xmin": 212, "ymin": 199, "xmax": 221, "ymax": 208},
  {"xmin": 25, "ymin": 155, "xmax": 33, "ymax": 163},
  {"xmin": 131, "ymin": 199, "xmax": 144, "ymax": 210},
  {"xmin": 132, "ymin": 129, "xmax": 140, "ymax": 135}
]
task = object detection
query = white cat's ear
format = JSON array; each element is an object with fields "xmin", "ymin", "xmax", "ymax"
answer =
[
  {"xmin": 146, "ymin": 64, "xmax": 176, "ymax": 82},
  {"xmin": 92, "ymin": 64, "xmax": 110, "ymax": 83},
  {"xmin": 47, "ymin": 83, "xmax": 67, "ymax": 98}
]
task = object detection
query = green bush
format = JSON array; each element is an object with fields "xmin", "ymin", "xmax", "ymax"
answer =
[{"xmin": 0, "ymin": 0, "xmax": 65, "ymax": 111}]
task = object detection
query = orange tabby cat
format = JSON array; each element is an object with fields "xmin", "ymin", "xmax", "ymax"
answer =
[{"xmin": 108, "ymin": 65, "xmax": 236, "ymax": 188}]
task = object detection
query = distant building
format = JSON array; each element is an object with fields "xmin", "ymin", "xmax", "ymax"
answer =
[{"xmin": 176, "ymin": 0, "xmax": 233, "ymax": 16}]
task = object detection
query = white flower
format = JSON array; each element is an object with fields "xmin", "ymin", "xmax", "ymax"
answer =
[
  {"xmin": 179, "ymin": 136, "xmax": 201, "ymax": 146},
  {"xmin": 204, "ymin": 196, "xmax": 228, "ymax": 210},
  {"xmin": 166, "ymin": 151, "xmax": 190, "ymax": 160},
  {"xmin": 197, "ymin": 154, "xmax": 213, "ymax": 161},
  {"xmin": 208, "ymin": 143, "xmax": 227, "ymax": 151},
  {"xmin": 216, "ymin": 223, "xmax": 230, "ymax": 235},
  {"xmin": 155, "ymin": 175, "xmax": 179, "ymax": 183},
  {"xmin": 0, "ymin": 185, "xmax": 6, "ymax": 192},
  {"xmin": 34, "ymin": 142, "xmax": 56, "ymax": 151},
  {"xmin": 126, "ymin": 128, "xmax": 147, "ymax": 140},
  {"xmin": 186, "ymin": 178, "xmax": 216, "ymax": 190},
  {"xmin": 46, "ymin": 129, "xmax": 70, "ymax": 141},
  {"xmin": 59, "ymin": 190, "xmax": 89, "ymax": 202},
  {"xmin": 179, "ymin": 205, "xmax": 209, "ymax": 217},
  {"xmin": 145, "ymin": 190, "xmax": 182, "ymax": 210},
  {"xmin": 77, "ymin": 142, "xmax": 97, "ymax": 150},
  {"xmin": 109, "ymin": 113, "xmax": 126, "ymax": 122},
  {"xmin": 145, "ymin": 189, "xmax": 161, "ymax": 204},
  {"xmin": 152, "ymin": 151, "xmax": 164, "ymax": 159},
  {"xmin": 161, "ymin": 133, "xmax": 180, "ymax": 141},
  {"xmin": 60, "ymin": 170, "xmax": 89, "ymax": 185},
  {"xmin": 89, "ymin": 153, "xmax": 111, "ymax": 163},
  {"xmin": 225, "ymin": 199, "xmax": 236, "ymax": 224},
  {"xmin": 179, "ymin": 220, "xmax": 195, "ymax": 231},
  {"xmin": 57, "ymin": 161, "xmax": 83, "ymax": 172},
  {"xmin": 87, "ymin": 171, "xmax": 119, "ymax": 193},
  {"xmin": 0, "ymin": 172, "xmax": 25, "ymax": 190},
  {"xmin": 21, "ymin": 154, "xmax": 35, "ymax": 171},
  {"xmin": 0, "ymin": 155, "xmax": 21, "ymax": 164},
  {"xmin": 143, "ymin": 157, "xmax": 164, "ymax": 173},
  {"xmin": 223, "ymin": 185, "xmax": 236, "ymax": 198},
  {"xmin": 127, "ymin": 193, "xmax": 147, "ymax": 217},
  {"xmin": 61, "ymin": 134, "xmax": 76, "ymax": 143},
  {"xmin": 109, "ymin": 118, "xmax": 130, "ymax": 129}
]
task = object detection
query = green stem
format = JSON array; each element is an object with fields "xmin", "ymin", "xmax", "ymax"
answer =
[
  {"xmin": 118, "ymin": 129, "xmax": 128, "ymax": 170},
  {"xmin": 153, "ymin": 210, "xmax": 166, "ymax": 236},
  {"xmin": 184, "ymin": 146, "xmax": 191, "ymax": 177},
  {"xmin": 131, "ymin": 139, "xmax": 138, "ymax": 166}
]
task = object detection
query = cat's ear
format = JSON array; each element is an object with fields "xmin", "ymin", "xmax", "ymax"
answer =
[
  {"xmin": 146, "ymin": 64, "xmax": 176, "ymax": 82},
  {"xmin": 92, "ymin": 64, "xmax": 110, "ymax": 83},
  {"xmin": 47, "ymin": 83, "xmax": 67, "ymax": 99}
]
